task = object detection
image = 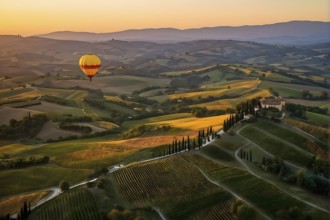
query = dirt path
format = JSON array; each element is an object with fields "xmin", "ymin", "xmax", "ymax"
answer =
[{"xmin": 152, "ymin": 207, "xmax": 166, "ymax": 220}]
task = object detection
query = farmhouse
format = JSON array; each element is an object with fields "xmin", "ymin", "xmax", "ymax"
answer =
[{"xmin": 260, "ymin": 97, "xmax": 285, "ymax": 111}]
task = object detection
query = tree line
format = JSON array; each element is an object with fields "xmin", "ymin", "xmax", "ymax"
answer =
[
  {"xmin": 160, "ymin": 126, "xmax": 216, "ymax": 157},
  {"xmin": 0, "ymin": 156, "xmax": 49, "ymax": 170},
  {"xmin": 0, "ymin": 114, "xmax": 47, "ymax": 139},
  {"xmin": 286, "ymin": 103, "xmax": 328, "ymax": 119}
]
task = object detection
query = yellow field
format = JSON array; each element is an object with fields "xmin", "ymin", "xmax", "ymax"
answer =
[
  {"xmin": 169, "ymin": 80, "xmax": 260, "ymax": 100},
  {"xmin": 0, "ymin": 191, "xmax": 50, "ymax": 216},
  {"xmin": 242, "ymin": 89, "xmax": 271, "ymax": 100},
  {"xmin": 58, "ymin": 132, "xmax": 195, "ymax": 168},
  {"xmin": 190, "ymin": 89, "xmax": 271, "ymax": 110},
  {"xmin": 160, "ymin": 65, "xmax": 216, "ymax": 76},
  {"xmin": 146, "ymin": 114, "xmax": 230, "ymax": 131},
  {"xmin": 191, "ymin": 100, "xmax": 234, "ymax": 111},
  {"xmin": 0, "ymin": 143, "xmax": 33, "ymax": 155},
  {"xmin": 91, "ymin": 121, "xmax": 119, "ymax": 129},
  {"xmin": 201, "ymin": 80, "xmax": 260, "ymax": 90}
]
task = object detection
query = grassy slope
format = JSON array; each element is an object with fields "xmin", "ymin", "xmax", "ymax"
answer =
[
  {"xmin": 121, "ymin": 113, "xmax": 191, "ymax": 128},
  {"xmin": 305, "ymin": 111, "xmax": 330, "ymax": 127},
  {"xmin": 240, "ymin": 126, "xmax": 311, "ymax": 166},
  {"xmin": 186, "ymin": 154, "xmax": 329, "ymax": 219},
  {"xmin": 146, "ymin": 114, "xmax": 230, "ymax": 132},
  {"xmin": 0, "ymin": 165, "xmax": 90, "ymax": 197}
]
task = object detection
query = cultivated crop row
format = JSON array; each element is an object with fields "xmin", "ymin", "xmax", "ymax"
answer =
[
  {"xmin": 29, "ymin": 189, "xmax": 101, "ymax": 220},
  {"xmin": 113, "ymin": 156, "xmax": 223, "ymax": 208}
]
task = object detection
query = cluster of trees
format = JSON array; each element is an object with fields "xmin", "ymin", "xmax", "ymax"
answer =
[
  {"xmin": 59, "ymin": 180, "xmax": 70, "ymax": 191},
  {"xmin": 59, "ymin": 123, "xmax": 92, "ymax": 134},
  {"xmin": 0, "ymin": 201, "xmax": 31, "ymax": 220},
  {"xmin": 0, "ymin": 114, "xmax": 47, "ymax": 139},
  {"xmin": 302, "ymin": 90, "xmax": 328, "ymax": 100},
  {"xmin": 223, "ymin": 114, "xmax": 243, "ymax": 132},
  {"xmin": 239, "ymin": 149, "xmax": 253, "ymax": 162},
  {"xmin": 261, "ymin": 157, "xmax": 329, "ymax": 196},
  {"xmin": 286, "ymin": 103, "xmax": 328, "ymax": 119},
  {"xmin": 161, "ymin": 126, "xmax": 216, "ymax": 157},
  {"xmin": 0, "ymin": 156, "xmax": 49, "ymax": 170},
  {"xmin": 261, "ymin": 157, "xmax": 289, "ymax": 178},
  {"xmin": 308, "ymin": 156, "xmax": 330, "ymax": 178},
  {"xmin": 223, "ymin": 98, "xmax": 261, "ymax": 132},
  {"xmin": 236, "ymin": 99, "xmax": 259, "ymax": 116}
]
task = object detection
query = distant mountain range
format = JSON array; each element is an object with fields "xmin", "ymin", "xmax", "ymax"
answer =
[{"xmin": 36, "ymin": 21, "xmax": 330, "ymax": 45}]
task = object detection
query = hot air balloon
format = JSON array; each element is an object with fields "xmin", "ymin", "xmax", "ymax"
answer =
[{"xmin": 79, "ymin": 54, "xmax": 101, "ymax": 81}]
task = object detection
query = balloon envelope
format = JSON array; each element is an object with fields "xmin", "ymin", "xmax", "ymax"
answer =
[{"xmin": 79, "ymin": 54, "xmax": 101, "ymax": 81}]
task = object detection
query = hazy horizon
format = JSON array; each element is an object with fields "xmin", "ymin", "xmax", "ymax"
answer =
[{"xmin": 0, "ymin": 0, "xmax": 329, "ymax": 36}]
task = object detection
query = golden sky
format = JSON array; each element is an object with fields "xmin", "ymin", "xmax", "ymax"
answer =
[{"xmin": 0, "ymin": 0, "xmax": 329, "ymax": 35}]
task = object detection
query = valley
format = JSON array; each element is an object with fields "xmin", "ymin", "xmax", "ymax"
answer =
[{"xmin": 0, "ymin": 35, "xmax": 329, "ymax": 220}]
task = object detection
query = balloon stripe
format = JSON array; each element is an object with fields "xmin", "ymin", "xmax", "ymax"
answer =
[{"xmin": 80, "ymin": 65, "xmax": 101, "ymax": 69}]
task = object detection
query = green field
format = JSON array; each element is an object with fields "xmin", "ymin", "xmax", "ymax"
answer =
[
  {"xmin": 186, "ymin": 154, "xmax": 329, "ymax": 219},
  {"xmin": 0, "ymin": 88, "xmax": 33, "ymax": 99},
  {"xmin": 17, "ymin": 135, "xmax": 138, "ymax": 169},
  {"xmin": 305, "ymin": 111, "xmax": 330, "ymax": 127},
  {"xmin": 200, "ymin": 144, "xmax": 234, "ymax": 161},
  {"xmin": 0, "ymin": 165, "xmax": 90, "ymax": 197},
  {"xmin": 253, "ymin": 120, "xmax": 325, "ymax": 152},
  {"xmin": 121, "ymin": 113, "xmax": 192, "ymax": 128},
  {"xmin": 240, "ymin": 126, "xmax": 311, "ymax": 166}
]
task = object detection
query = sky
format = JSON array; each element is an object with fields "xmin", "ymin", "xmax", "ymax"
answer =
[{"xmin": 0, "ymin": 0, "xmax": 329, "ymax": 35}]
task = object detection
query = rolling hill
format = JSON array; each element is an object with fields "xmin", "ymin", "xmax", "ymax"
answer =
[{"xmin": 36, "ymin": 21, "xmax": 330, "ymax": 45}]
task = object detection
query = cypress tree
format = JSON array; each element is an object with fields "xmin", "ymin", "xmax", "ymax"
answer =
[
  {"xmin": 187, "ymin": 135, "xmax": 191, "ymax": 151},
  {"xmin": 24, "ymin": 201, "xmax": 28, "ymax": 218},
  {"xmin": 192, "ymin": 138, "xmax": 196, "ymax": 150},
  {"xmin": 250, "ymin": 150, "xmax": 252, "ymax": 162}
]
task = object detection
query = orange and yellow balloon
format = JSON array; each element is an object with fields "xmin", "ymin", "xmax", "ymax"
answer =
[{"xmin": 79, "ymin": 54, "xmax": 101, "ymax": 81}]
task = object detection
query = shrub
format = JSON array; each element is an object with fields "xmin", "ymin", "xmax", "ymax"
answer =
[{"xmin": 59, "ymin": 180, "xmax": 70, "ymax": 191}]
